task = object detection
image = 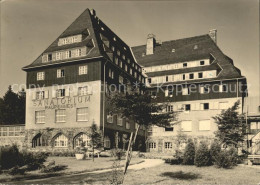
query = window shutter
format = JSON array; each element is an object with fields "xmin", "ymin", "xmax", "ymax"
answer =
[
  {"xmin": 200, "ymin": 86, "xmax": 204, "ymax": 94},
  {"xmin": 87, "ymin": 86, "xmax": 93, "ymax": 95},
  {"xmin": 42, "ymin": 55, "xmax": 47, "ymax": 63},
  {"xmin": 52, "ymin": 90, "xmax": 56, "ymax": 98},
  {"xmin": 44, "ymin": 90, "xmax": 49, "ymax": 99},
  {"xmin": 165, "ymin": 89, "xmax": 169, "ymax": 97},
  {"xmin": 73, "ymin": 87, "xmax": 78, "ymax": 96},
  {"xmin": 195, "ymin": 103, "xmax": 200, "ymax": 110},
  {"xmin": 191, "ymin": 103, "xmax": 195, "ymax": 110},
  {"xmin": 32, "ymin": 91, "xmax": 36, "ymax": 100},
  {"xmin": 65, "ymin": 88, "xmax": 70, "ymax": 96}
]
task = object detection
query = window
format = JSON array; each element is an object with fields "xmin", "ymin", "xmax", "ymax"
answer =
[
  {"xmin": 189, "ymin": 73, "xmax": 194, "ymax": 79},
  {"xmin": 74, "ymin": 133, "xmax": 90, "ymax": 148},
  {"xmin": 56, "ymin": 52, "xmax": 61, "ymax": 60},
  {"xmin": 200, "ymin": 61, "xmax": 205, "ymax": 65},
  {"xmin": 182, "ymin": 87, "xmax": 190, "ymax": 95},
  {"xmin": 108, "ymin": 69, "xmax": 114, "ymax": 79},
  {"xmin": 198, "ymin": 72, "xmax": 203, "ymax": 78},
  {"xmin": 104, "ymin": 136, "xmax": 111, "ymax": 148},
  {"xmin": 251, "ymin": 122, "xmax": 259, "ymax": 130},
  {"xmin": 219, "ymin": 84, "xmax": 227, "ymax": 92},
  {"xmin": 219, "ymin": 102, "xmax": 228, "ymax": 109},
  {"xmin": 115, "ymin": 57, "xmax": 119, "ymax": 65},
  {"xmin": 166, "ymin": 76, "xmax": 169, "ymax": 82},
  {"xmin": 54, "ymin": 134, "xmax": 68, "ymax": 147},
  {"xmin": 35, "ymin": 110, "xmax": 45, "ymax": 124},
  {"xmin": 166, "ymin": 105, "xmax": 173, "ymax": 112},
  {"xmin": 32, "ymin": 133, "xmax": 46, "ymax": 148},
  {"xmin": 111, "ymin": 46, "xmax": 115, "ymax": 51},
  {"xmin": 120, "ymin": 60, "xmax": 123, "ymax": 68},
  {"xmin": 36, "ymin": 91, "xmax": 45, "ymax": 100},
  {"xmin": 79, "ymin": 65, "xmax": 88, "ymax": 75},
  {"xmin": 78, "ymin": 86, "xmax": 88, "ymax": 96},
  {"xmin": 149, "ymin": 142, "xmax": 156, "ymax": 149},
  {"xmin": 57, "ymin": 89, "xmax": 65, "ymax": 98},
  {"xmin": 165, "ymin": 127, "xmax": 174, "ymax": 132},
  {"xmin": 126, "ymin": 121, "xmax": 130, "ymax": 129},
  {"xmin": 125, "ymin": 64, "xmax": 128, "ymax": 72},
  {"xmin": 183, "ymin": 63, "xmax": 187, "ymax": 68},
  {"xmin": 183, "ymin": 74, "xmax": 186, "ymax": 80},
  {"xmin": 119, "ymin": 75, "xmax": 124, "ymax": 84},
  {"xmin": 200, "ymin": 86, "xmax": 209, "ymax": 94},
  {"xmin": 75, "ymin": 48, "xmax": 82, "ymax": 57},
  {"xmin": 117, "ymin": 50, "xmax": 120, "ymax": 56},
  {"xmin": 57, "ymin": 69, "xmax": 65, "ymax": 78},
  {"xmin": 130, "ymin": 68, "xmax": 133, "ymax": 75},
  {"xmin": 185, "ymin": 104, "xmax": 191, "ymax": 111},
  {"xmin": 200, "ymin": 103, "xmax": 209, "ymax": 110},
  {"xmin": 165, "ymin": 142, "xmax": 172, "ymax": 149},
  {"xmin": 48, "ymin": 54, "xmax": 52, "ymax": 61},
  {"xmin": 181, "ymin": 121, "xmax": 192, "ymax": 132},
  {"xmin": 65, "ymin": 51, "xmax": 70, "ymax": 58},
  {"xmin": 76, "ymin": 108, "xmax": 88, "ymax": 121},
  {"xmin": 117, "ymin": 116, "xmax": 123, "ymax": 126},
  {"xmin": 107, "ymin": 114, "xmax": 113, "ymax": 123},
  {"xmin": 122, "ymin": 55, "xmax": 125, "ymax": 60},
  {"xmin": 37, "ymin": 72, "xmax": 45, "ymax": 81},
  {"xmin": 55, "ymin": 109, "xmax": 66, "ymax": 122},
  {"xmin": 199, "ymin": 120, "xmax": 211, "ymax": 131}
]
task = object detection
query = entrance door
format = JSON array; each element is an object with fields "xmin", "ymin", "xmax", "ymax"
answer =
[{"xmin": 158, "ymin": 139, "xmax": 163, "ymax": 152}]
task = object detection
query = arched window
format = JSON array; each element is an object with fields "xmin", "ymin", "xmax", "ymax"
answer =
[
  {"xmin": 104, "ymin": 136, "xmax": 111, "ymax": 148},
  {"xmin": 53, "ymin": 133, "xmax": 68, "ymax": 148},
  {"xmin": 32, "ymin": 133, "xmax": 44, "ymax": 148},
  {"xmin": 74, "ymin": 133, "xmax": 90, "ymax": 148}
]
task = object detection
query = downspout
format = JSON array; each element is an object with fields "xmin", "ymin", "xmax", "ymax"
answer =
[{"xmin": 103, "ymin": 60, "xmax": 108, "ymax": 145}]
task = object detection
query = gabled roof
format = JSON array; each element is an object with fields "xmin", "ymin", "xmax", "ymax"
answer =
[
  {"xmin": 23, "ymin": 9, "xmax": 140, "ymax": 71},
  {"xmin": 132, "ymin": 34, "xmax": 243, "ymax": 80}
]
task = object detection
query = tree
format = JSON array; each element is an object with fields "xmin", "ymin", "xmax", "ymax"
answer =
[
  {"xmin": 89, "ymin": 121, "xmax": 102, "ymax": 161},
  {"xmin": 213, "ymin": 101, "xmax": 246, "ymax": 148},
  {"xmin": 194, "ymin": 142, "xmax": 211, "ymax": 167},
  {"xmin": 182, "ymin": 138, "xmax": 195, "ymax": 165},
  {"xmin": 108, "ymin": 91, "xmax": 176, "ymax": 174},
  {"xmin": 0, "ymin": 86, "xmax": 26, "ymax": 125}
]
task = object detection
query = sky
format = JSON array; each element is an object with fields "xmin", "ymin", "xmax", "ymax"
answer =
[{"xmin": 1, "ymin": 0, "xmax": 259, "ymax": 106}]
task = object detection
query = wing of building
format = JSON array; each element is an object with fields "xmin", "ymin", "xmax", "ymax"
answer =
[
  {"xmin": 22, "ymin": 9, "xmax": 146, "ymax": 151},
  {"xmin": 132, "ymin": 31, "xmax": 248, "ymax": 153}
]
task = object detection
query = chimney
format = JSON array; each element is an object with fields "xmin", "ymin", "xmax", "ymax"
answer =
[
  {"xmin": 209, "ymin": 29, "xmax": 217, "ymax": 44},
  {"xmin": 146, "ymin": 34, "xmax": 156, "ymax": 55},
  {"xmin": 90, "ymin": 9, "xmax": 96, "ymax": 16}
]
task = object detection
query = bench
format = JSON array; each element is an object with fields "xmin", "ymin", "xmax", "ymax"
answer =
[{"xmin": 248, "ymin": 155, "xmax": 260, "ymax": 165}]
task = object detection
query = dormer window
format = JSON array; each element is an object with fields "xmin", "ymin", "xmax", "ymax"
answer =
[{"xmin": 58, "ymin": 34, "xmax": 82, "ymax": 46}]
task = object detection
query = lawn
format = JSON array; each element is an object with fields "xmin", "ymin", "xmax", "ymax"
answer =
[
  {"xmin": 123, "ymin": 163, "xmax": 260, "ymax": 185},
  {"xmin": 0, "ymin": 156, "xmax": 144, "ymax": 183},
  {"xmin": 45, "ymin": 156, "xmax": 143, "ymax": 173}
]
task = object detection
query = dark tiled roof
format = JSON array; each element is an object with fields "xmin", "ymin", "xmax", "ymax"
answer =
[
  {"xmin": 132, "ymin": 34, "xmax": 242, "ymax": 80},
  {"xmin": 23, "ymin": 9, "xmax": 141, "ymax": 71}
]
